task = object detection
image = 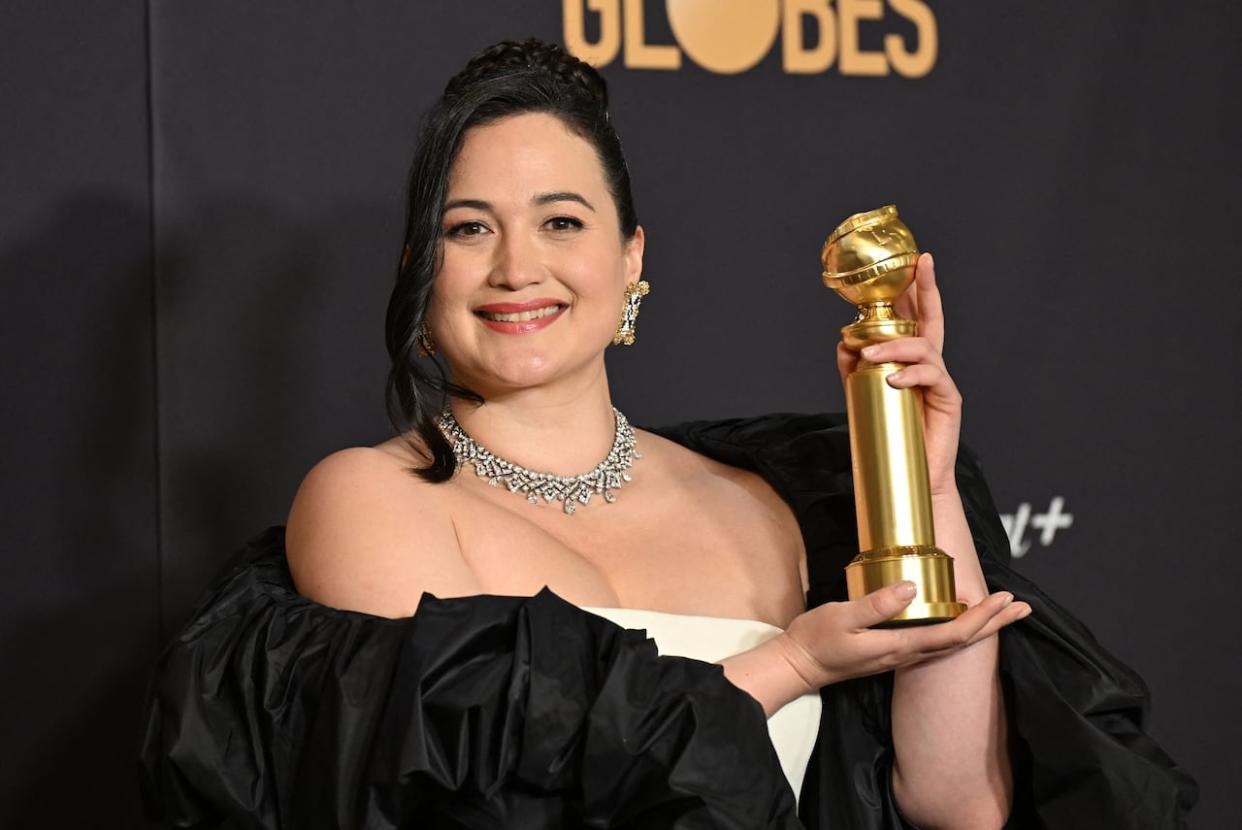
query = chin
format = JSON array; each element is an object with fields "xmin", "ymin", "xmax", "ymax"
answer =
[
  {"xmin": 462, "ymin": 347, "xmax": 604, "ymax": 395},
  {"xmin": 464, "ymin": 350, "xmax": 563, "ymax": 391}
]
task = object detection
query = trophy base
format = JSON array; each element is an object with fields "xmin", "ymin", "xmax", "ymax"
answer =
[{"xmin": 846, "ymin": 546, "xmax": 967, "ymax": 628}]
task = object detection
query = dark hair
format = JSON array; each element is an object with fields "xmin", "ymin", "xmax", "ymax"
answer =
[{"xmin": 385, "ymin": 38, "xmax": 639, "ymax": 481}]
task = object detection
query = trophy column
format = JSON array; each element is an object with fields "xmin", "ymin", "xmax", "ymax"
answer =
[{"xmin": 822, "ymin": 205, "xmax": 967, "ymax": 626}]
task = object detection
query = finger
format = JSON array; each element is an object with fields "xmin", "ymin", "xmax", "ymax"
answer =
[
  {"xmin": 909, "ymin": 603, "xmax": 1033, "ymax": 665},
  {"xmin": 884, "ymin": 364, "xmax": 962, "ymax": 405},
  {"xmin": 845, "ymin": 580, "xmax": 919, "ymax": 629},
  {"xmin": 893, "ymin": 591, "xmax": 1014, "ymax": 654},
  {"xmin": 861, "ymin": 337, "xmax": 945, "ymax": 369},
  {"xmin": 965, "ymin": 601, "xmax": 1032, "ymax": 644},
  {"xmin": 915, "ymin": 253, "xmax": 945, "ymax": 353},
  {"xmin": 915, "ymin": 601, "xmax": 1032, "ymax": 661}
]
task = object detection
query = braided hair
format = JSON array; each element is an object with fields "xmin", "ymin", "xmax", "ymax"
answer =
[{"xmin": 386, "ymin": 39, "xmax": 639, "ymax": 481}]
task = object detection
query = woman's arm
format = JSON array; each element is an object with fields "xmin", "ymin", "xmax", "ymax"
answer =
[
  {"xmin": 725, "ymin": 253, "xmax": 1028, "ymax": 828},
  {"xmin": 887, "ymin": 490, "xmax": 1017, "ymax": 830},
  {"xmin": 719, "ymin": 494, "xmax": 1025, "ymax": 828},
  {"xmin": 868, "ymin": 253, "xmax": 1019, "ymax": 829},
  {"xmin": 720, "ymin": 567, "xmax": 1024, "ymax": 714}
]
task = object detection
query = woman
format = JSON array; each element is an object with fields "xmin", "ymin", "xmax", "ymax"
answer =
[{"xmin": 140, "ymin": 40, "xmax": 1195, "ymax": 829}]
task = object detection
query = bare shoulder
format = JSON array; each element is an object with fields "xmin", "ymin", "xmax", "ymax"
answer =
[{"xmin": 285, "ymin": 439, "xmax": 480, "ymax": 618}]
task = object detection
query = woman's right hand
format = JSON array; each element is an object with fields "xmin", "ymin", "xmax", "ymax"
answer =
[{"xmin": 774, "ymin": 582, "xmax": 1030, "ymax": 693}]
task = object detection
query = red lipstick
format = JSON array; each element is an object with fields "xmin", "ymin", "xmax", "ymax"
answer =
[{"xmin": 474, "ymin": 298, "xmax": 567, "ymax": 334}]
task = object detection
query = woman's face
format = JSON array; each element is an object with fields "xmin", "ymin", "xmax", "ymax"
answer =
[{"xmin": 426, "ymin": 112, "xmax": 644, "ymax": 396}]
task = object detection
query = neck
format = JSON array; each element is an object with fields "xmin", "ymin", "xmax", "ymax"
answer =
[{"xmin": 448, "ymin": 366, "xmax": 621, "ymax": 477}]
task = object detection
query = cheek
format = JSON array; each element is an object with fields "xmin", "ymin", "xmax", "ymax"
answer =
[
  {"xmin": 563, "ymin": 247, "xmax": 626, "ymax": 312},
  {"xmin": 427, "ymin": 259, "xmax": 475, "ymax": 324}
]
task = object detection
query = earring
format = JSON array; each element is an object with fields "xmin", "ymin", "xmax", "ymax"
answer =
[
  {"xmin": 417, "ymin": 322, "xmax": 437, "ymax": 357},
  {"xmin": 613, "ymin": 280, "xmax": 650, "ymax": 346}
]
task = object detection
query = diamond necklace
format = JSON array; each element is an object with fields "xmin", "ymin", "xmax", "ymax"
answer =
[{"xmin": 436, "ymin": 407, "xmax": 640, "ymax": 515}]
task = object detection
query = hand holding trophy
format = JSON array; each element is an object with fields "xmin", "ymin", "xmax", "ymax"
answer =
[{"xmin": 822, "ymin": 205, "xmax": 967, "ymax": 627}]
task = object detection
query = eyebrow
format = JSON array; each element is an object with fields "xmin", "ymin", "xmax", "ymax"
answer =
[
  {"xmin": 535, "ymin": 191, "xmax": 596, "ymax": 211},
  {"xmin": 443, "ymin": 191, "xmax": 597, "ymax": 213}
]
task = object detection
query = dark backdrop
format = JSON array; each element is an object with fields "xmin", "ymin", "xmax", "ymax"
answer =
[{"xmin": 3, "ymin": 1, "xmax": 1238, "ymax": 827}]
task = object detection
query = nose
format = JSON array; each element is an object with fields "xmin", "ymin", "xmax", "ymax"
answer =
[{"xmin": 488, "ymin": 230, "xmax": 545, "ymax": 290}]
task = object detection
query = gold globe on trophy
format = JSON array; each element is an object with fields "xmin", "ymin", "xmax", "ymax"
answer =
[{"xmin": 821, "ymin": 205, "xmax": 967, "ymax": 626}]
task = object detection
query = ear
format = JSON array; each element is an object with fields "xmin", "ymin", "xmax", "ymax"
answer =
[{"xmin": 623, "ymin": 225, "xmax": 645, "ymax": 286}]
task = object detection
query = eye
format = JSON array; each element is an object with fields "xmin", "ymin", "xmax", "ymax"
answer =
[
  {"xmin": 445, "ymin": 220, "xmax": 489, "ymax": 238},
  {"xmin": 545, "ymin": 215, "xmax": 584, "ymax": 232}
]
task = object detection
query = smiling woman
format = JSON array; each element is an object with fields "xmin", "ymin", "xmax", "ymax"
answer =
[
  {"xmin": 426, "ymin": 112, "xmax": 643, "ymax": 399},
  {"xmin": 139, "ymin": 38, "xmax": 1195, "ymax": 830}
]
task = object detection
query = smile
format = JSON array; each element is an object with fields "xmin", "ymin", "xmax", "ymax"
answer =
[
  {"xmin": 473, "ymin": 300, "xmax": 568, "ymax": 334},
  {"xmin": 477, "ymin": 305, "xmax": 564, "ymax": 322}
]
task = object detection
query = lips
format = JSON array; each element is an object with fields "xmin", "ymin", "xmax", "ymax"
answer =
[{"xmin": 474, "ymin": 298, "xmax": 568, "ymax": 334}]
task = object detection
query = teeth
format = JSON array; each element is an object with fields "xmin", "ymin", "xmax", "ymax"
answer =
[{"xmin": 480, "ymin": 305, "xmax": 562, "ymax": 322}]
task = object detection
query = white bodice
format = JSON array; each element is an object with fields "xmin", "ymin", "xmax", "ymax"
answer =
[{"xmin": 580, "ymin": 605, "xmax": 822, "ymax": 804}]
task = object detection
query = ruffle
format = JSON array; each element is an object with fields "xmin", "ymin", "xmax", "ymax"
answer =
[
  {"xmin": 141, "ymin": 412, "xmax": 1198, "ymax": 829},
  {"xmin": 139, "ymin": 527, "xmax": 799, "ymax": 829}
]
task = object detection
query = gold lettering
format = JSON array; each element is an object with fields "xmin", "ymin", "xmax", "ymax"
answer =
[
  {"xmin": 623, "ymin": 0, "xmax": 681, "ymax": 70},
  {"xmin": 838, "ymin": 0, "xmax": 888, "ymax": 76},
  {"xmin": 885, "ymin": 0, "xmax": 937, "ymax": 77},
  {"xmin": 782, "ymin": 0, "xmax": 837, "ymax": 74},
  {"xmin": 563, "ymin": 0, "xmax": 622, "ymax": 67},
  {"xmin": 666, "ymin": 0, "xmax": 780, "ymax": 75}
]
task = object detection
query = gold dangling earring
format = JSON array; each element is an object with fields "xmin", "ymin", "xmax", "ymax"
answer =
[
  {"xmin": 612, "ymin": 280, "xmax": 650, "ymax": 346},
  {"xmin": 417, "ymin": 322, "xmax": 437, "ymax": 357}
]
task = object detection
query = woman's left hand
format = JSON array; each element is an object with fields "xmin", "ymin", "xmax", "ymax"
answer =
[{"xmin": 835, "ymin": 253, "xmax": 961, "ymax": 498}]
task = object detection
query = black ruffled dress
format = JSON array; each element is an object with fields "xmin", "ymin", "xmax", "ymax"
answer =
[{"xmin": 139, "ymin": 414, "xmax": 1197, "ymax": 829}]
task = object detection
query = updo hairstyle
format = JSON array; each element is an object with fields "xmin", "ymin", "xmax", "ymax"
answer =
[{"xmin": 385, "ymin": 38, "xmax": 639, "ymax": 481}]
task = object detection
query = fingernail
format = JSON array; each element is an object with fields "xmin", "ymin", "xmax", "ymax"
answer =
[
  {"xmin": 1001, "ymin": 592, "xmax": 1014, "ymax": 605},
  {"xmin": 1017, "ymin": 606, "xmax": 1032, "ymax": 619},
  {"xmin": 862, "ymin": 345, "xmax": 880, "ymax": 359},
  {"xmin": 887, "ymin": 369, "xmax": 903, "ymax": 382},
  {"xmin": 926, "ymin": 252, "xmax": 935, "ymax": 267},
  {"xmin": 896, "ymin": 581, "xmax": 917, "ymax": 599}
]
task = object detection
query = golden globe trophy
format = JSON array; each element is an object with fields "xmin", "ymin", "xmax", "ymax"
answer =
[{"xmin": 821, "ymin": 205, "xmax": 967, "ymax": 627}]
